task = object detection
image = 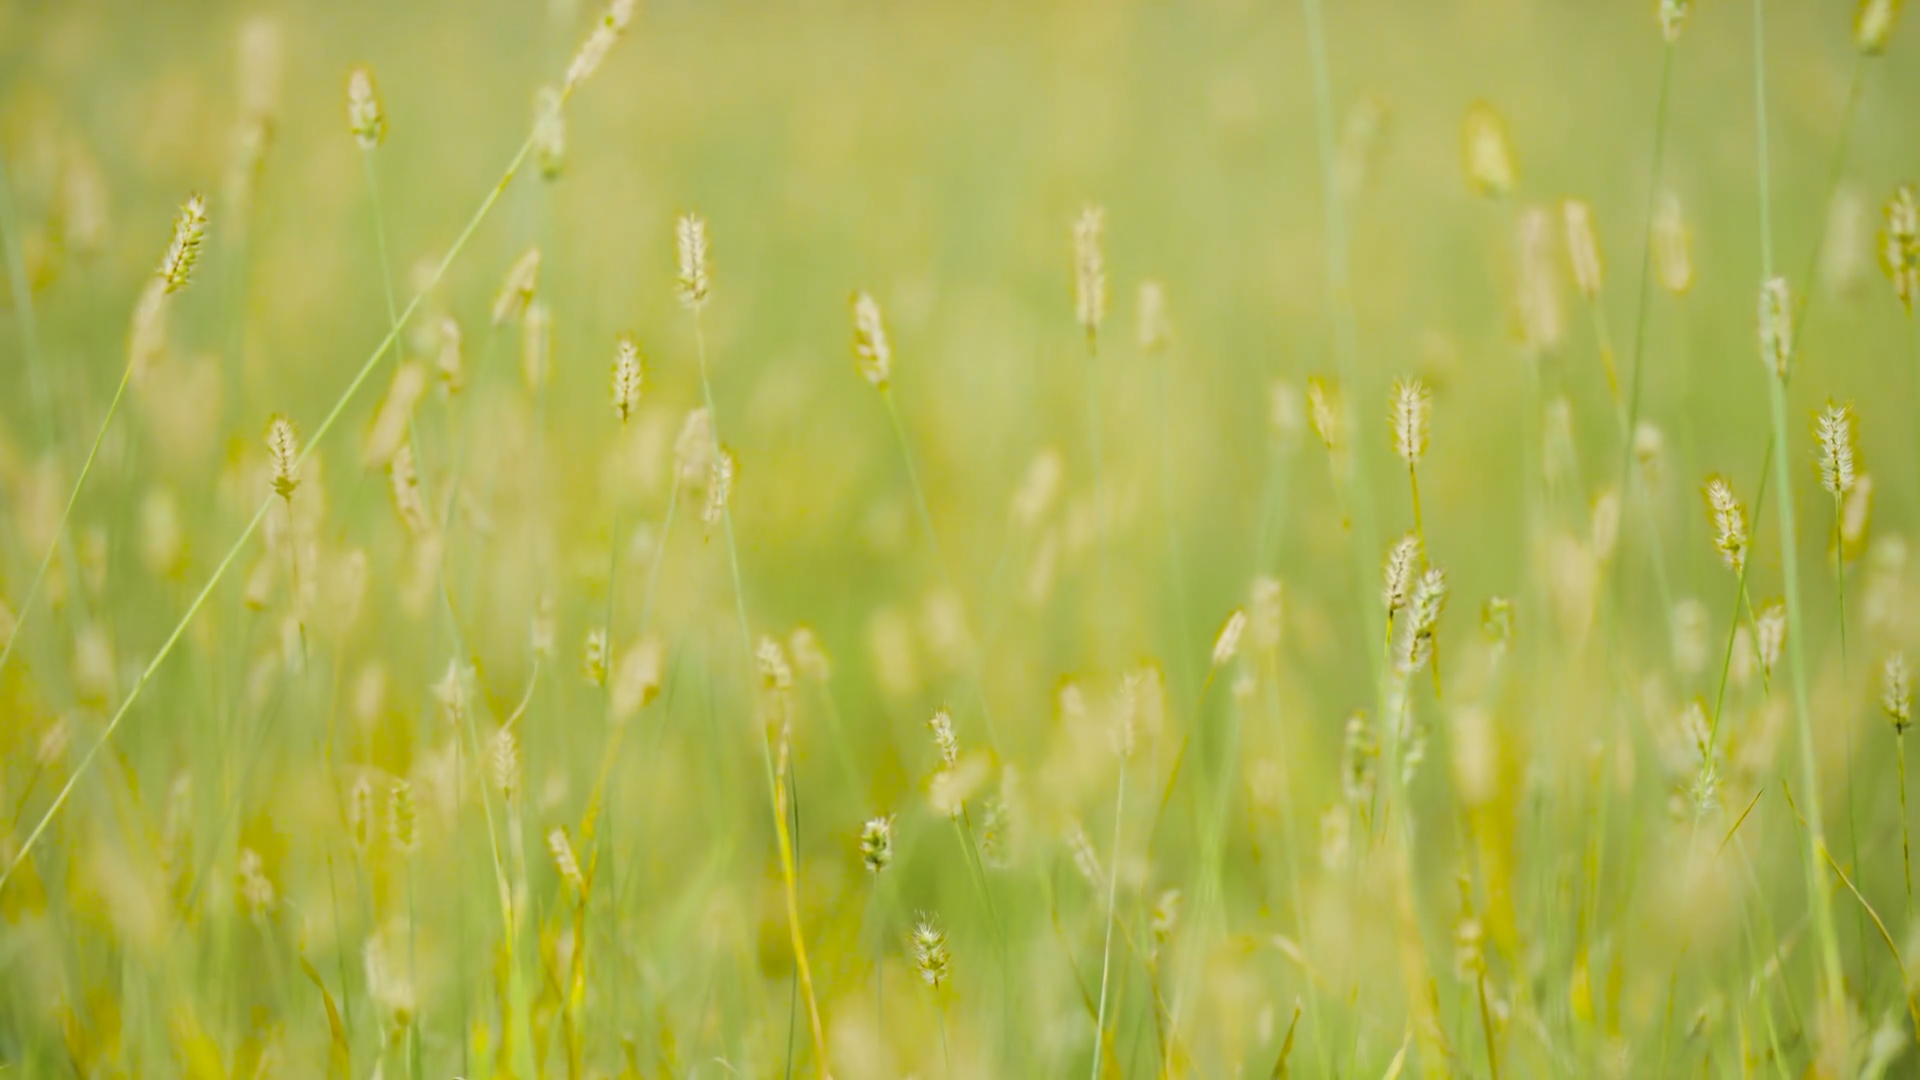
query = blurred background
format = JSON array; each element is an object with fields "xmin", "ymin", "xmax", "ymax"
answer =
[{"xmin": 2, "ymin": 0, "xmax": 1918, "ymax": 1075}]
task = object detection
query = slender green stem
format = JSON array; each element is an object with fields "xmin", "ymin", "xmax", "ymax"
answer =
[
  {"xmin": 1090, "ymin": 763, "xmax": 1127, "ymax": 1080},
  {"xmin": 692, "ymin": 306, "xmax": 828, "ymax": 1075},
  {"xmin": 1900, "ymin": 731, "xmax": 1913, "ymax": 915},
  {"xmin": 0, "ymin": 361, "xmax": 135, "ymax": 681},
  {"xmin": 881, "ymin": 388, "xmax": 1006, "ymax": 757},
  {"xmin": 1752, "ymin": 0, "xmax": 1844, "ymax": 1018}
]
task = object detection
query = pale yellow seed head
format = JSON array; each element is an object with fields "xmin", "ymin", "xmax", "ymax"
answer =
[
  {"xmin": 1137, "ymin": 280, "xmax": 1170, "ymax": 353},
  {"xmin": 534, "ymin": 87, "xmax": 565, "ymax": 181},
  {"xmin": 1884, "ymin": 652, "xmax": 1912, "ymax": 732},
  {"xmin": 911, "ymin": 914, "xmax": 951, "ymax": 988},
  {"xmin": 1703, "ymin": 476, "xmax": 1749, "ymax": 575},
  {"xmin": 1391, "ymin": 377, "xmax": 1430, "ymax": 466},
  {"xmin": 1756, "ymin": 602, "xmax": 1786, "ymax": 679},
  {"xmin": 158, "ymin": 194, "xmax": 208, "ymax": 294},
  {"xmin": 547, "ymin": 827, "xmax": 585, "ymax": 892},
  {"xmin": 437, "ymin": 316, "xmax": 466, "ymax": 393},
  {"xmin": 851, "ymin": 291, "xmax": 891, "ymax": 389},
  {"xmin": 492, "ymin": 247, "xmax": 541, "ymax": 326},
  {"xmin": 1856, "ymin": 0, "xmax": 1903, "ymax": 54},
  {"xmin": 1072, "ymin": 205, "xmax": 1107, "ymax": 337},
  {"xmin": 388, "ymin": 779, "xmax": 416, "ymax": 853},
  {"xmin": 927, "ymin": 708, "xmax": 960, "ymax": 772},
  {"xmin": 1882, "ymin": 184, "xmax": 1918, "ymax": 311},
  {"xmin": 1563, "ymin": 198, "xmax": 1604, "ymax": 299},
  {"xmin": 676, "ymin": 213, "xmax": 710, "ymax": 310},
  {"xmin": 1211, "ymin": 608, "xmax": 1248, "ymax": 669},
  {"xmin": 1307, "ymin": 377, "xmax": 1339, "ymax": 452},
  {"xmin": 1758, "ymin": 277, "xmax": 1793, "ymax": 379},
  {"xmin": 1816, "ymin": 402, "xmax": 1857, "ymax": 498},
  {"xmin": 1462, "ymin": 101, "xmax": 1517, "ymax": 198},
  {"xmin": 1517, "ymin": 206, "xmax": 1564, "ymax": 355},
  {"xmin": 702, "ymin": 445, "xmax": 735, "ymax": 525},
  {"xmin": 1659, "ymin": 0, "xmax": 1692, "ymax": 43},
  {"xmin": 1384, "ymin": 533, "xmax": 1420, "ymax": 616},
  {"xmin": 674, "ymin": 408, "xmax": 714, "ymax": 485},
  {"xmin": 521, "ymin": 299, "xmax": 550, "ymax": 390},
  {"xmin": 612, "ymin": 336, "xmax": 643, "ymax": 424},
  {"xmin": 1653, "ymin": 190, "xmax": 1695, "ymax": 295},
  {"xmin": 564, "ymin": 0, "xmax": 636, "ymax": 93},
  {"xmin": 860, "ymin": 816, "xmax": 894, "ymax": 872},
  {"xmin": 265, "ymin": 414, "xmax": 299, "ymax": 500},
  {"xmin": 347, "ymin": 66, "xmax": 386, "ymax": 150}
]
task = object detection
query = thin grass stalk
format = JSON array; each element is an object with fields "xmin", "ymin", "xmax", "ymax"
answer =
[
  {"xmin": 1752, "ymin": 0, "xmax": 1845, "ymax": 1022},
  {"xmin": 1090, "ymin": 763, "xmax": 1127, "ymax": 1080},
  {"xmin": 690, "ymin": 303, "xmax": 829, "ymax": 1075}
]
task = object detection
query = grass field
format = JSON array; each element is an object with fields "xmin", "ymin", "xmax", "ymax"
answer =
[{"xmin": 3, "ymin": 0, "xmax": 1920, "ymax": 1075}]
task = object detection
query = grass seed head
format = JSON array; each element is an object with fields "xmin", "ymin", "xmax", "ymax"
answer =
[
  {"xmin": 1250, "ymin": 576, "xmax": 1283, "ymax": 651},
  {"xmin": 911, "ymin": 914, "xmax": 951, "ymax": 989},
  {"xmin": 851, "ymin": 291, "xmax": 891, "ymax": 389},
  {"xmin": 1856, "ymin": 0, "xmax": 1903, "ymax": 54},
  {"xmin": 583, "ymin": 628, "xmax": 609, "ymax": 687},
  {"xmin": 1517, "ymin": 206, "xmax": 1564, "ymax": 354},
  {"xmin": 1815, "ymin": 402, "xmax": 1857, "ymax": 498},
  {"xmin": 1482, "ymin": 596, "xmax": 1516, "ymax": 652},
  {"xmin": 346, "ymin": 66, "xmax": 385, "ymax": 150},
  {"xmin": 1654, "ymin": 190, "xmax": 1695, "ymax": 294},
  {"xmin": 1659, "ymin": 0, "xmax": 1692, "ymax": 43},
  {"xmin": 1758, "ymin": 277, "xmax": 1793, "ymax": 379},
  {"xmin": 1391, "ymin": 377, "xmax": 1431, "ymax": 466},
  {"xmin": 702, "ymin": 445, "xmax": 735, "ymax": 525},
  {"xmin": 1882, "ymin": 184, "xmax": 1918, "ymax": 311},
  {"xmin": 521, "ymin": 299, "xmax": 551, "ymax": 389},
  {"xmin": 492, "ymin": 247, "xmax": 541, "ymax": 326},
  {"xmin": 676, "ymin": 213, "xmax": 710, "ymax": 310},
  {"xmin": 547, "ymin": 827, "xmax": 585, "ymax": 893},
  {"xmin": 1703, "ymin": 477, "xmax": 1749, "ymax": 575},
  {"xmin": 432, "ymin": 317, "xmax": 465, "ymax": 395},
  {"xmin": 860, "ymin": 816, "xmax": 894, "ymax": 873},
  {"xmin": 1137, "ymin": 280, "xmax": 1170, "ymax": 353},
  {"xmin": 1072, "ymin": 205, "xmax": 1107, "ymax": 338},
  {"xmin": 1398, "ymin": 567, "xmax": 1448, "ymax": 675},
  {"xmin": 1342, "ymin": 711, "xmax": 1378, "ymax": 806},
  {"xmin": 1756, "ymin": 601, "xmax": 1787, "ymax": 680},
  {"xmin": 675, "ymin": 407, "xmax": 714, "ymax": 485},
  {"xmin": 1462, "ymin": 101, "xmax": 1517, "ymax": 198},
  {"xmin": 612, "ymin": 336, "xmax": 644, "ymax": 424},
  {"xmin": 265, "ymin": 414, "xmax": 300, "ymax": 500},
  {"xmin": 1307, "ymin": 377, "xmax": 1340, "ymax": 452},
  {"xmin": 388, "ymin": 444, "xmax": 430, "ymax": 536},
  {"xmin": 534, "ymin": 86, "xmax": 565, "ymax": 180},
  {"xmin": 612, "ymin": 637, "xmax": 665, "ymax": 720},
  {"xmin": 490, "ymin": 727, "xmax": 520, "ymax": 800},
  {"xmin": 1563, "ymin": 198, "xmax": 1605, "ymax": 299},
  {"xmin": 927, "ymin": 707, "xmax": 960, "ymax": 772},
  {"xmin": 1212, "ymin": 608, "xmax": 1248, "ymax": 669},
  {"xmin": 1384, "ymin": 533, "xmax": 1421, "ymax": 616},
  {"xmin": 388, "ymin": 779, "xmax": 416, "ymax": 853},
  {"xmin": 565, "ymin": 0, "xmax": 637, "ymax": 93},
  {"xmin": 1884, "ymin": 653, "xmax": 1913, "ymax": 733},
  {"xmin": 348, "ymin": 776, "xmax": 373, "ymax": 853},
  {"xmin": 158, "ymin": 194, "xmax": 208, "ymax": 294}
]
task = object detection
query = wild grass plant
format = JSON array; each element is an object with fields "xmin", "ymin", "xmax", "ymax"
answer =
[{"xmin": 3, "ymin": 0, "xmax": 1920, "ymax": 1075}]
